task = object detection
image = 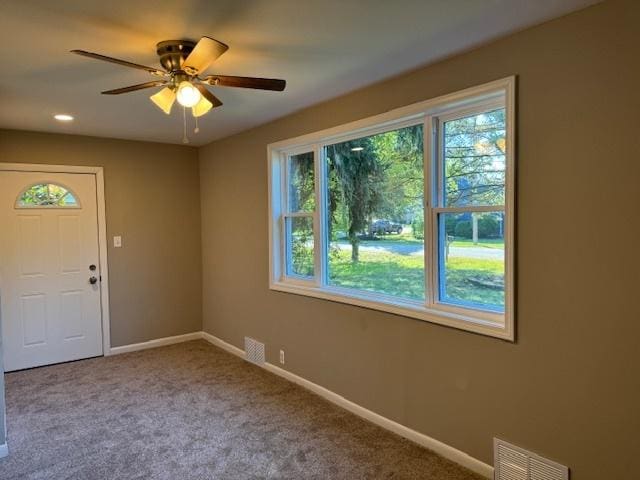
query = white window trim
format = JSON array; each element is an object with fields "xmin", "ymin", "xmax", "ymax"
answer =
[{"xmin": 268, "ymin": 77, "xmax": 515, "ymax": 341}]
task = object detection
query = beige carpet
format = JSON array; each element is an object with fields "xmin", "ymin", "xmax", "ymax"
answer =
[{"xmin": 0, "ymin": 340, "xmax": 482, "ymax": 479}]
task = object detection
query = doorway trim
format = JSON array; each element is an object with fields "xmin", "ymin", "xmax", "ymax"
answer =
[{"xmin": 0, "ymin": 163, "xmax": 111, "ymax": 356}]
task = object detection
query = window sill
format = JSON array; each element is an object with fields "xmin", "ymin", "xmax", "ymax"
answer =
[{"xmin": 270, "ymin": 281, "xmax": 513, "ymax": 341}]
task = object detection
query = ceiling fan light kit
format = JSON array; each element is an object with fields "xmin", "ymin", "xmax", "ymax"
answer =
[
  {"xmin": 149, "ymin": 87, "xmax": 176, "ymax": 114},
  {"xmin": 71, "ymin": 36, "xmax": 286, "ymax": 142}
]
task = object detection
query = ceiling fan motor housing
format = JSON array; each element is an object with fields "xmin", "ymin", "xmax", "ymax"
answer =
[{"xmin": 156, "ymin": 40, "xmax": 196, "ymax": 72}]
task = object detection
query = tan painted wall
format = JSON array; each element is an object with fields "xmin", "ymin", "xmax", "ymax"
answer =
[
  {"xmin": 0, "ymin": 130, "xmax": 202, "ymax": 347},
  {"xmin": 199, "ymin": 1, "xmax": 640, "ymax": 478}
]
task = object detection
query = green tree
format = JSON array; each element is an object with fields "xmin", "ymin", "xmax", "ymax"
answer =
[
  {"xmin": 327, "ymin": 139, "xmax": 384, "ymax": 262},
  {"xmin": 288, "ymin": 152, "xmax": 315, "ymax": 211},
  {"xmin": 372, "ymin": 125, "xmax": 424, "ymax": 222},
  {"xmin": 443, "ymin": 108, "xmax": 505, "ymax": 206}
]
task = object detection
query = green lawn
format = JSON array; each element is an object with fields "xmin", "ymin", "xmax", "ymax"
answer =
[
  {"xmin": 292, "ymin": 234, "xmax": 505, "ymax": 309},
  {"xmin": 329, "ymin": 249, "xmax": 425, "ymax": 299},
  {"xmin": 442, "ymin": 256, "xmax": 504, "ymax": 307},
  {"xmin": 337, "ymin": 233, "xmax": 504, "ymax": 250},
  {"xmin": 327, "ymin": 247, "xmax": 504, "ymax": 308}
]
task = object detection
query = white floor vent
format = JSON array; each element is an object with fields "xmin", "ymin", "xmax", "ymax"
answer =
[
  {"xmin": 244, "ymin": 337, "xmax": 265, "ymax": 365},
  {"xmin": 494, "ymin": 438, "xmax": 569, "ymax": 480}
]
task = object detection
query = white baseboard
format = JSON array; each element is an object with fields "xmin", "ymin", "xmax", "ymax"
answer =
[
  {"xmin": 199, "ymin": 331, "xmax": 494, "ymax": 479},
  {"xmin": 108, "ymin": 332, "xmax": 202, "ymax": 355},
  {"xmin": 200, "ymin": 331, "xmax": 245, "ymax": 356},
  {"xmin": 0, "ymin": 442, "xmax": 8, "ymax": 458}
]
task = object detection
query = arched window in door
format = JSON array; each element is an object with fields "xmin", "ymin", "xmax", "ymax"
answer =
[{"xmin": 15, "ymin": 183, "xmax": 80, "ymax": 208}]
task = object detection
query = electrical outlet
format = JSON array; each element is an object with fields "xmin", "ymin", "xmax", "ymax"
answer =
[{"xmin": 279, "ymin": 349, "xmax": 285, "ymax": 364}]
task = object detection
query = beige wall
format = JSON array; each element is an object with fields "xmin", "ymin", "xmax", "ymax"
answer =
[
  {"xmin": 0, "ymin": 130, "xmax": 202, "ymax": 347},
  {"xmin": 199, "ymin": 1, "xmax": 640, "ymax": 478}
]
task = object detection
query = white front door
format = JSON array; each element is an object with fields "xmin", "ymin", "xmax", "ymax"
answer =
[{"xmin": 0, "ymin": 171, "xmax": 103, "ymax": 371}]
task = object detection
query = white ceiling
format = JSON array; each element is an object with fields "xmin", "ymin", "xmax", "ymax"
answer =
[{"xmin": 0, "ymin": 0, "xmax": 597, "ymax": 146}]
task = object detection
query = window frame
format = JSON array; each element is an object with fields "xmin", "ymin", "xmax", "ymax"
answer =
[
  {"xmin": 268, "ymin": 77, "xmax": 515, "ymax": 340},
  {"xmin": 279, "ymin": 145, "xmax": 319, "ymax": 287},
  {"xmin": 429, "ymin": 99, "xmax": 508, "ymax": 319}
]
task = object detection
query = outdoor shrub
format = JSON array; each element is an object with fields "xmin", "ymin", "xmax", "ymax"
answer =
[
  {"xmin": 412, "ymin": 217, "xmax": 424, "ymax": 239},
  {"xmin": 478, "ymin": 214, "xmax": 500, "ymax": 238},
  {"xmin": 454, "ymin": 220, "xmax": 472, "ymax": 238},
  {"xmin": 292, "ymin": 233, "xmax": 314, "ymax": 276},
  {"xmin": 445, "ymin": 215, "xmax": 458, "ymax": 236}
]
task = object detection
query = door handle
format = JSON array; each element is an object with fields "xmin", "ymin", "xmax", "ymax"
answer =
[{"xmin": 89, "ymin": 276, "xmax": 98, "ymax": 285}]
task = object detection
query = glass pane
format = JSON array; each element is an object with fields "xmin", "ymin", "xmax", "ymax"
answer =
[
  {"xmin": 30, "ymin": 184, "xmax": 50, "ymax": 204},
  {"xmin": 287, "ymin": 152, "xmax": 315, "ymax": 212},
  {"xmin": 285, "ymin": 216, "xmax": 314, "ymax": 278},
  {"xmin": 60, "ymin": 192, "xmax": 78, "ymax": 206},
  {"xmin": 438, "ymin": 212, "xmax": 505, "ymax": 311},
  {"xmin": 19, "ymin": 191, "xmax": 37, "ymax": 206},
  {"xmin": 16, "ymin": 183, "xmax": 79, "ymax": 208},
  {"xmin": 325, "ymin": 124, "xmax": 425, "ymax": 300},
  {"xmin": 443, "ymin": 108, "xmax": 505, "ymax": 207},
  {"xmin": 48, "ymin": 184, "xmax": 68, "ymax": 203}
]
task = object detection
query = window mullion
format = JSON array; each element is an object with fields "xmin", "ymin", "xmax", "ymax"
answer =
[
  {"xmin": 434, "ymin": 117, "xmax": 445, "ymax": 307},
  {"xmin": 282, "ymin": 152, "xmax": 290, "ymax": 214},
  {"xmin": 280, "ymin": 152, "xmax": 288, "ymax": 282},
  {"xmin": 424, "ymin": 114, "xmax": 435, "ymax": 307},
  {"xmin": 278, "ymin": 153, "xmax": 287, "ymax": 282},
  {"xmin": 313, "ymin": 144, "xmax": 325, "ymax": 288}
]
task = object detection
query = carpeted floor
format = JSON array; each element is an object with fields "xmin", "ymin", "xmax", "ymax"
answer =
[{"xmin": 0, "ymin": 340, "xmax": 482, "ymax": 479}]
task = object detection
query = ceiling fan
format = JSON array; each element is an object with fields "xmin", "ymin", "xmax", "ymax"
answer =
[{"xmin": 71, "ymin": 36, "xmax": 286, "ymax": 123}]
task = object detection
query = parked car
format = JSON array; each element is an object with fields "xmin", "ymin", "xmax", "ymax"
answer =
[{"xmin": 369, "ymin": 220, "xmax": 403, "ymax": 235}]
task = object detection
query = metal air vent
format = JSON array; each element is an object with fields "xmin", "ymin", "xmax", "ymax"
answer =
[
  {"xmin": 244, "ymin": 337, "xmax": 265, "ymax": 365},
  {"xmin": 494, "ymin": 438, "xmax": 569, "ymax": 480}
]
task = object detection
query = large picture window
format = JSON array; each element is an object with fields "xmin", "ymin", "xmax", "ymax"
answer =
[
  {"xmin": 269, "ymin": 78, "xmax": 515, "ymax": 339},
  {"xmin": 325, "ymin": 124, "xmax": 425, "ymax": 300}
]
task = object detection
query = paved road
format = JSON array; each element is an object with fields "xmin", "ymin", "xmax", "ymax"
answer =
[{"xmin": 334, "ymin": 241, "xmax": 503, "ymax": 260}]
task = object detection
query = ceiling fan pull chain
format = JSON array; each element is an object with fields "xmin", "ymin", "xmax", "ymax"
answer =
[
  {"xmin": 194, "ymin": 114, "xmax": 200, "ymax": 134},
  {"xmin": 182, "ymin": 106, "xmax": 189, "ymax": 144}
]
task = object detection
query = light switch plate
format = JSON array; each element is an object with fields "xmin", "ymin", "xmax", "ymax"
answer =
[{"xmin": 113, "ymin": 236, "xmax": 122, "ymax": 248}]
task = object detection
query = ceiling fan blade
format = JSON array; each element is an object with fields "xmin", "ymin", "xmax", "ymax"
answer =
[
  {"xmin": 201, "ymin": 75, "xmax": 286, "ymax": 91},
  {"xmin": 102, "ymin": 81, "xmax": 167, "ymax": 95},
  {"xmin": 195, "ymin": 84, "xmax": 223, "ymax": 108},
  {"xmin": 183, "ymin": 36, "xmax": 229, "ymax": 75},
  {"xmin": 150, "ymin": 87, "xmax": 176, "ymax": 114},
  {"xmin": 71, "ymin": 49, "xmax": 166, "ymax": 76}
]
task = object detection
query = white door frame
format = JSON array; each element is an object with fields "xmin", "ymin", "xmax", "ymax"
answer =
[{"xmin": 0, "ymin": 163, "xmax": 111, "ymax": 356}]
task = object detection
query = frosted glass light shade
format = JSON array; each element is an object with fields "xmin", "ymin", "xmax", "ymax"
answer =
[
  {"xmin": 150, "ymin": 87, "xmax": 176, "ymax": 114},
  {"xmin": 176, "ymin": 81, "xmax": 201, "ymax": 107},
  {"xmin": 192, "ymin": 96, "xmax": 213, "ymax": 117}
]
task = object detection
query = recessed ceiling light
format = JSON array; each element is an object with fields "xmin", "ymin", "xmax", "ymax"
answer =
[
  {"xmin": 54, "ymin": 114, "xmax": 74, "ymax": 122},
  {"xmin": 351, "ymin": 147, "xmax": 364, "ymax": 151}
]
